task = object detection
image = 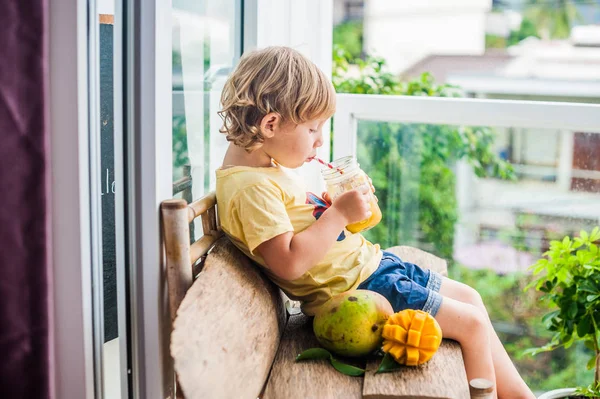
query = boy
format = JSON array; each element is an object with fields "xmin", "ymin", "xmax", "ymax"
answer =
[{"xmin": 215, "ymin": 46, "xmax": 534, "ymax": 399}]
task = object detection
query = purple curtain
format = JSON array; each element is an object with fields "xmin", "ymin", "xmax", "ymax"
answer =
[{"xmin": 0, "ymin": 1, "xmax": 52, "ymax": 398}]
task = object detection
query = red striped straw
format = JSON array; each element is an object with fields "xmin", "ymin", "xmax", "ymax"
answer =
[{"xmin": 313, "ymin": 157, "xmax": 344, "ymax": 174}]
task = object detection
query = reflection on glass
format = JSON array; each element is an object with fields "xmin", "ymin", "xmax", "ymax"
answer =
[
  {"xmin": 171, "ymin": 0, "xmax": 241, "ymax": 241},
  {"xmin": 356, "ymin": 120, "xmax": 599, "ymax": 393}
]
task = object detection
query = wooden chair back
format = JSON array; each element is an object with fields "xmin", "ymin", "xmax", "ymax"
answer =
[{"xmin": 161, "ymin": 193, "xmax": 286, "ymax": 399}]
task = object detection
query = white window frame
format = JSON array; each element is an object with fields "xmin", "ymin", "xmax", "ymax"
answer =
[
  {"xmin": 119, "ymin": 0, "xmax": 173, "ymax": 398},
  {"xmin": 49, "ymin": 0, "xmax": 97, "ymax": 397}
]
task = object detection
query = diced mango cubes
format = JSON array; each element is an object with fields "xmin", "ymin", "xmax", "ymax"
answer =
[{"xmin": 381, "ymin": 309, "xmax": 442, "ymax": 366}]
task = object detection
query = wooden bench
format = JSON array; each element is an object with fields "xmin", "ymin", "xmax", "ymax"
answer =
[{"xmin": 161, "ymin": 193, "xmax": 480, "ymax": 399}]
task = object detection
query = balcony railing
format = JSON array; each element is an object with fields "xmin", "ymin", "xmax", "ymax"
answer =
[
  {"xmin": 333, "ymin": 93, "xmax": 600, "ymax": 255},
  {"xmin": 333, "ymin": 94, "xmax": 600, "ymax": 159}
]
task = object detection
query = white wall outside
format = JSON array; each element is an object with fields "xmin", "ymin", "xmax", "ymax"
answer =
[{"xmin": 363, "ymin": 0, "xmax": 491, "ymax": 73}]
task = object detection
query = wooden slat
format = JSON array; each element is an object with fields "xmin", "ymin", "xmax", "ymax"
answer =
[
  {"xmin": 188, "ymin": 192, "xmax": 217, "ymax": 223},
  {"xmin": 362, "ymin": 339, "xmax": 469, "ymax": 399},
  {"xmin": 171, "ymin": 238, "xmax": 287, "ymax": 399},
  {"xmin": 263, "ymin": 314, "xmax": 364, "ymax": 399},
  {"xmin": 189, "ymin": 232, "xmax": 222, "ymax": 264},
  {"xmin": 161, "ymin": 199, "xmax": 193, "ymax": 325},
  {"xmin": 204, "ymin": 207, "xmax": 218, "ymax": 233},
  {"xmin": 385, "ymin": 246, "xmax": 448, "ymax": 276}
]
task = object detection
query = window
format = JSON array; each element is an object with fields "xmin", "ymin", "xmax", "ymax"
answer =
[
  {"xmin": 333, "ymin": 94, "xmax": 600, "ymax": 392},
  {"xmin": 172, "ymin": 0, "xmax": 242, "ymax": 214}
]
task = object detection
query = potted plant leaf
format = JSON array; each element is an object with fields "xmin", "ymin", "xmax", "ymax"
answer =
[{"xmin": 526, "ymin": 227, "xmax": 600, "ymax": 399}]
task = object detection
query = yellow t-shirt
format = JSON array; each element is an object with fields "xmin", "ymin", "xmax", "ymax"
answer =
[{"xmin": 215, "ymin": 164, "xmax": 382, "ymax": 315}]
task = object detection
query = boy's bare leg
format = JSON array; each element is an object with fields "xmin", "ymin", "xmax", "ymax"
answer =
[
  {"xmin": 439, "ymin": 277, "xmax": 536, "ymax": 399},
  {"xmin": 433, "ymin": 296, "xmax": 498, "ymax": 399}
]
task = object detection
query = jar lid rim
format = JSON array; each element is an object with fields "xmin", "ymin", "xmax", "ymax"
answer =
[
  {"xmin": 321, "ymin": 157, "xmax": 362, "ymax": 184},
  {"xmin": 320, "ymin": 156, "xmax": 357, "ymax": 178}
]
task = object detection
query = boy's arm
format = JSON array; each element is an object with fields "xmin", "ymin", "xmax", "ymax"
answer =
[{"xmin": 255, "ymin": 186, "xmax": 372, "ymax": 281}]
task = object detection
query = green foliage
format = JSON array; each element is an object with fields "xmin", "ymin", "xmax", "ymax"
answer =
[
  {"xmin": 508, "ymin": 18, "xmax": 541, "ymax": 46},
  {"xmin": 486, "ymin": 17, "xmax": 540, "ymax": 49},
  {"xmin": 333, "ymin": 21, "xmax": 363, "ymax": 61},
  {"xmin": 524, "ymin": 0, "xmax": 583, "ymax": 39},
  {"xmin": 486, "ymin": 34, "xmax": 507, "ymax": 49},
  {"xmin": 173, "ymin": 115, "xmax": 190, "ymax": 181},
  {"xmin": 576, "ymin": 382, "xmax": 600, "ymax": 398},
  {"xmin": 332, "ymin": 45, "xmax": 514, "ymax": 257},
  {"xmin": 525, "ymin": 227, "xmax": 600, "ymax": 391}
]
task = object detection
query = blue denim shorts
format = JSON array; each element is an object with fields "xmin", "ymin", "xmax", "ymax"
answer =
[{"xmin": 357, "ymin": 251, "xmax": 444, "ymax": 316}]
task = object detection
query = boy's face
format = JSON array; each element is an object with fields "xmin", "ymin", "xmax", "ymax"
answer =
[{"xmin": 261, "ymin": 115, "xmax": 327, "ymax": 169}]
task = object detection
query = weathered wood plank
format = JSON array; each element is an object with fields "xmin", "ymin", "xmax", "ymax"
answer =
[
  {"xmin": 171, "ymin": 238, "xmax": 287, "ymax": 399},
  {"xmin": 385, "ymin": 246, "xmax": 448, "ymax": 276},
  {"xmin": 363, "ymin": 339, "xmax": 469, "ymax": 399},
  {"xmin": 263, "ymin": 313, "xmax": 364, "ymax": 399}
]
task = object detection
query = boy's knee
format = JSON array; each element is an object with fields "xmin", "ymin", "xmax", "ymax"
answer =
[
  {"xmin": 436, "ymin": 300, "xmax": 488, "ymax": 343},
  {"xmin": 459, "ymin": 283, "xmax": 484, "ymax": 308},
  {"xmin": 459, "ymin": 304, "xmax": 488, "ymax": 336}
]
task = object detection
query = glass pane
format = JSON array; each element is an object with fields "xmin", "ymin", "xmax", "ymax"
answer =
[
  {"xmin": 172, "ymin": 0, "xmax": 241, "ymax": 214},
  {"xmin": 333, "ymin": 2, "xmax": 600, "ymax": 104},
  {"xmin": 356, "ymin": 120, "xmax": 599, "ymax": 394}
]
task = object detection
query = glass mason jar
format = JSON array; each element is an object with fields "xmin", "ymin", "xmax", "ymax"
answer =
[{"xmin": 320, "ymin": 156, "xmax": 382, "ymax": 234}]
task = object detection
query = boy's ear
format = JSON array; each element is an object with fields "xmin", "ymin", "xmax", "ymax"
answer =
[{"xmin": 260, "ymin": 112, "xmax": 281, "ymax": 138}]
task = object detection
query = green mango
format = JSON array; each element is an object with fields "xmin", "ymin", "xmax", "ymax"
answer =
[{"xmin": 313, "ymin": 290, "xmax": 393, "ymax": 357}]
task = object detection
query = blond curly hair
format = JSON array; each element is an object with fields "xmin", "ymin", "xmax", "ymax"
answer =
[{"xmin": 218, "ymin": 46, "xmax": 336, "ymax": 152}]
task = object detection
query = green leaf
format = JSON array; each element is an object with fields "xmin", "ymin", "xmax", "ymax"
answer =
[
  {"xmin": 375, "ymin": 352, "xmax": 403, "ymax": 374},
  {"xmin": 542, "ymin": 310, "xmax": 560, "ymax": 324},
  {"xmin": 587, "ymin": 355, "xmax": 596, "ymax": 370},
  {"xmin": 295, "ymin": 347, "xmax": 365, "ymax": 377},
  {"xmin": 590, "ymin": 226, "xmax": 600, "ymax": 242},
  {"xmin": 585, "ymin": 340, "xmax": 596, "ymax": 351},
  {"xmin": 295, "ymin": 348, "xmax": 331, "ymax": 361},
  {"xmin": 564, "ymin": 335, "xmax": 575, "ymax": 349},
  {"xmin": 587, "ymin": 294, "xmax": 600, "ymax": 302},
  {"xmin": 577, "ymin": 316, "xmax": 592, "ymax": 338},
  {"xmin": 329, "ymin": 357, "xmax": 365, "ymax": 376},
  {"xmin": 523, "ymin": 339, "xmax": 560, "ymax": 357},
  {"xmin": 568, "ymin": 301, "xmax": 578, "ymax": 318},
  {"xmin": 579, "ymin": 280, "xmax": 599, "ymax": 294}
]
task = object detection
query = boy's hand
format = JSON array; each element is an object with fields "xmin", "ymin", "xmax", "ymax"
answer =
[
  {"xmin": 322, "ymin": 178, "xmax": 377, "ymax": 208},
  {"xmin": 330, "ymin": 185, "xmax": 372, "ymax": 224},
  {"xmin": 368, "ymin": 177, "xmax": 378, "ymax": 202}
]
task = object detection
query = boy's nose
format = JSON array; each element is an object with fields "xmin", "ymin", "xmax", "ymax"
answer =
[{"xmin": 314, "ymin": 131, "xmax": 324, "ymax": 147}]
